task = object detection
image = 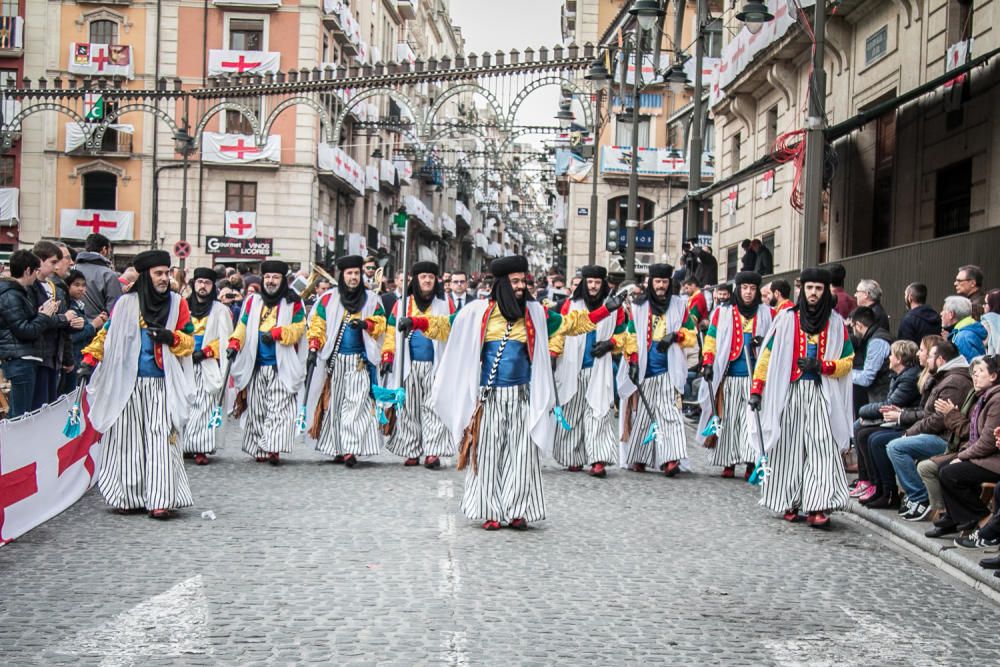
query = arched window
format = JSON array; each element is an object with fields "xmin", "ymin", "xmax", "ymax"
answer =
[
  {"xmin": 83, "ymin": 171, "xmax": 117, "ymax": 210},
  {"xmin": 89, "ymin": 19, "xmax": 119, "ymax": 45}
]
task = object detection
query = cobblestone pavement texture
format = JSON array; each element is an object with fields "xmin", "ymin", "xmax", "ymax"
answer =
[{"xmin": 2, "ymin": 420, "xmax": 1000, "ymax": 665}]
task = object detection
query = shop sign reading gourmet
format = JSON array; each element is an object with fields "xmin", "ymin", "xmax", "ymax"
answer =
[{"xmin": 206, "ymin": 236, "xmax": 273, "ymax": 259}]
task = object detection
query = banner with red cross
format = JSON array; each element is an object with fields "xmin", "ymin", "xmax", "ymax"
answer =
[
  {"xmin": 201, "ymin": 132, "xmax": 281, "ymax": 164},
  {"xmin": 207, "ymin": 49, "xmax": 281, "ymax": 76},
  {"xmin": 67, "ymin": 42, "xmax": 134, "ymax": 79},
  {"xmin": 0, "ymin": 393, "xmax": 103, "ymax": 546},
  {"xmin": 224, "ymin": 211, "xmax": 257, "ymax": 240},
  {"xmin": 59, "ymin": 209, "xmax": 134, "ymax": 242}
]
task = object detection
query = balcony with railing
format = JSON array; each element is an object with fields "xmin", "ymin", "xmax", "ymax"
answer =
[
  {"xmin": 0, "ymin": 15, "xmax": 23, "ymax": 58},
  {"xmin": 397, "ymin": 0, "xmax": 418, "ymax": 20}
]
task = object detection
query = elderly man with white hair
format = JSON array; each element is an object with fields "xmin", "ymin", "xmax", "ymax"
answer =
[
  {"xmin": 854, "ymin": 279, "xmax": 891, "ymax": 332},
  {"xmin": 942, "ymin": 295, "xmax": 987, "ymax": 362}
]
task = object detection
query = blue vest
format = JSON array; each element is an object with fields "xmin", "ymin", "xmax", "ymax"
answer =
[
  {"xmin": 257, "ymin": 335, "xmax": 277, "ymax": 367},
  {"xmin": 339, "ymin": 323, "xmax": 366, "ymax": 357},
  {"xmin": 481, "ymin": 339, "xmax": 531, "ymax": 387},
  {"xmin": 194, "ymin": 334, "xmax": 205, "ymax": 352},
  {"xmin": 138, "ymin": 331, "xmax": 165, "ymax": 378},
  {"xmin": 581, "ymin": 330, "xmax": 597, "ymax": 370},
  {"xmin": 799, "ymin": 341, "xmax": 821, "ymax": 382},
  {"xmin": 726, "ymin": 332, "xmax": 756, "ymax": 377},
  {"xmin": 646, "ymin": 339, "xmax": 670, "ymax": 378},
  {"xmin": 408, "ymin": 330, "xmax": 435, "ymax": 362}
]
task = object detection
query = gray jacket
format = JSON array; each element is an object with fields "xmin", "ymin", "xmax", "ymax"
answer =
[{"xmin": 74, "ymin": 251, "xmax": 123, "ymax": 319}]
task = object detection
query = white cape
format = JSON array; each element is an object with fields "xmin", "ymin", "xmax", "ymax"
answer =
[
  {"xmin": 554, "ymin": 300, "xmax": 614, "ymax": 418},
  {"xmin": 230, "ymin": 294, "xmax": 307, "ymax": 394},
  {"xmin": 387, "ymin": 295, "xmax": 451, "ymax": 389},
  {"xmin": 198, "ymin": 301, "xmax": 235, "ymax": 394}
]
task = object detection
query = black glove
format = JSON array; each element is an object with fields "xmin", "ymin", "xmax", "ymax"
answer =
[
  {"xmin": 226, "ymin": 346, "xmax": 239, "ymax": 361},
  {"xmin": 797, "ymin": 357, "xmax": 822, "ymax": 374},
  {"xmin": 591, "ymin": 340, "xmax": 615, "ymax": 358},
  {"xmin": 260, "ymin": 331, "xmax": 275, "ymax": 345},
  {"xmin": 307, "ymin": 350, "xmax": 318, "ymax": 367},
  {"xmin": 628, "ymin": 362, "xmax": 640, "ymax": 385},
  {"xmin": 146, "ymin": 327, "xmax": 175, "ymax": 345},
  {"xmin": 77, "ymin": 364, "xmax": 95, "ymax": 382},
  {"xmin": 380, "ymin": 361, "xmax": 392, "ymax": 376},
  {"xmin": 751, "ymin": 335, "xmax": 764, "ymax": 348},
  {"xmin": 397, "ymin": 317, "xmax": 414, "ymax": 334},
  {"xmin": 347, "ymin": 318, "xmax": 365, "ymax": 330},
  {"xmin": 748, "ymin": 393, "xmax": 762, "ymax": 411},
  {"xmin": 191, "ymin": 349, "xmax": 206, "ymax": 365},
  {"xmin": 604, "ymin": 292, "xmax": 625, "ymax": 312},
  {"xmin": 656, "ymin": 333, "xmax": 677, "ymax": 353},
  {"xmin": 700, "ymin": 364, "xmax": 714, "ymax": 382}
]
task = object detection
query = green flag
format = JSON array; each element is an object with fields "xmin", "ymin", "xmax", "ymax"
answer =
[{"xmin": 85, "ymin": 95, "xmax": 104, "ymax": 122}]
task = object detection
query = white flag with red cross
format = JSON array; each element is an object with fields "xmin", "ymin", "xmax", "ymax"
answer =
[
  {"xmin": 207, "ymin": 49, "xmax": 281, "ymax": 76},
  {"xmin": 202, "ymin": 132, "xmax": 281, "ymax": 164},
  {"xmin": 68, "ymin": 43, "xmax": 134, "ymax": 79},
  {"xmin": 224, "ymin": 211, "xmax": 257, "ymax": 240},
  {"xmin": 59, "ymin": 209, "xmax": 134, "ymax": 241}
]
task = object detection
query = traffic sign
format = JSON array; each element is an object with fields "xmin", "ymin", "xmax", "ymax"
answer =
[{"xmin": 173, "ymin": 240, "xmax": 192, "ymax": 259}]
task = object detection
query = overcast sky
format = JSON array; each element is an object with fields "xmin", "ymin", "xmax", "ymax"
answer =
[{"xmin": 448, "ymin": 0, "xmax": 563, "ymax": 129}]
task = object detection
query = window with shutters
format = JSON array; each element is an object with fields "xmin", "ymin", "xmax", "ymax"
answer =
[
  {"xmin": 229, "ymin": 19, "xmax": 264, "ymax": 51},
  {"xmin": 89, "ymin": 19, "xmax": 118, "ymax": 45},
  {"xmin": 226, "ymin": 181, "xmax": 257, "ymax": 212},
  {"xmin": 0, "ymin": 156, "xmax": 14, "ymax": 187}
]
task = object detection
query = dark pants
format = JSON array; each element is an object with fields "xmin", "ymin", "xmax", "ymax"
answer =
[
  {"xmin": 31, "ymin": 365, "xmax": 60, "ymax": 410},
  {"xmin": 867, "ymin": 427, "xmax": 904, "ymax": 490},
  {"xmin": 979, "ymin": 484, "xmax": 1000, "ymax": 541},
  {"xmin": 939, "ymin": 461, "xmax": 1000, "ymax": 528},
  {"xmin": 853, "ymin": 423, "xmax": 884, "ymax": 482},
  {"xmin": 2, "ymin": 359, "xmax": 39, "ymax": 419}
]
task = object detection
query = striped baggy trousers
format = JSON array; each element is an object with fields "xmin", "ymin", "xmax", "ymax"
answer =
[
  {"xmin": 385, "ymin": 360, "xmax": 455, "ymax": 459},
  {"xmin": 181, "ymin": 364, "xmax": 218, "ymax": 455},
  {"xmin": 461, "ymin": 385, "xmax": 546, "ymax": 523},
  {"xmin": 711, "ymin": 374, "xmax": 757, "ymax": 467},
  {"xmin": 552, "ymin": 367, "xmax": 619, "ymax": 468},
  {"xmin": 623, "ymin": 373, "xmax": 687, "ymax": 469},
  {"xmin": 760, "ymin": 381, "xmax": 851, "ymax": 513},
  {"xmin": 241, "ymin": 365, "xmax": 297, "ymax": 458},
  {"xmin": 316, "ymin": 353, "xmax": 383, "ymax": 458},
  {"xmin": 99, "ymin": 377, "xmax": 194, "ymax": 511}
]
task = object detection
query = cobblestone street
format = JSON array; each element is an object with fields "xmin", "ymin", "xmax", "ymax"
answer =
[{"xmin": 2, "ymin": 424, "xmax": 999, "ymax": 665}]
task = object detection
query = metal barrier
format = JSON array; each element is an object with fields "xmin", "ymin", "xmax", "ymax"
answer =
[{"xmin": 766, "ymin": 227, "xmax": 1000, "ymax": 328}]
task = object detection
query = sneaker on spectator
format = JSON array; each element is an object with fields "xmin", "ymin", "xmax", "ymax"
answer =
[
  {"xmin": 897, "ymin": 499, "xmax": 913, "ymax": 516},
  {"xmin": 953, "ymin": 529, "xmax": 1000, "ymax": 550},
  {"xmin": 858, "ymin": 485, "xmax": 879, "ymax": 503},
  {"xmin": 902, "ymin": 501, "xmax": 932, "ymax": 522},
  {"xmin": 849, "ymin": 481, "xmax": 873, "ymax": 499}
]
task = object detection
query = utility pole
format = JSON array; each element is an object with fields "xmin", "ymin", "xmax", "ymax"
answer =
[
  {"xmin": 801, "ymin": 3, "xmax": 827, "ymax": 269},
  {"xmin": 685, "ymin": 0, "xmax": 705, "ymax": 242},
  {"xmin": 624, "ymin": 38, "xmax": 643, "ymax": 282},
  {"xmin": 588, "ymin": 87, "xmax": 602, "ymax": 264}
]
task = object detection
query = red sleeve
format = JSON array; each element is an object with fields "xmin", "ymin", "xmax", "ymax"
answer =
[
  {"xmin": 174, "ymin": 297, "xmax": 192, "ymax": 332},
  {"xmin": 560, "ymin": 299, "xmax": 571, "ymax": 316}
]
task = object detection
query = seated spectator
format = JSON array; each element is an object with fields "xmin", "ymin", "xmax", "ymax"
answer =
[
  {"xmin": 981, "ymin": 289, "xmax": 1000, "ymax": 355},
  {"xmin": 851, "ymin": 340, "xmax": 921, "ymax": 502},
  {"xmin": 926, "ymin": 355, "xmax": 1000, "ymax": 543},
  {"xmin": 954, "ymin": 264, "xmax": 985, "ymax": 320},
  {"xmin": 0, "ymin": 250, "xmax": 58, "ymax": 419},
  {"xmin": 64, "ymin": 269, "xmax": 105, "ymax": 370},
  {"xmin": 864, "ymin": 340, "xmax": 972, "ymax": 513},
  {"xmin": 898, "ymin": 282, "xmax": 941, "ymax": 345},
  {"xmin": 942, "ymin": 295, "xmax": 987, "ymax": 362},
  {"xmin": 850, "ymin": 306, "xmax": 894, "ymax": 412},
  {"xmin": 854, "ymin": 279, "xmax": 891, "ymax": 332},
  {"xmin": 972, "ymin": 428, "xmax": 1000, "ymax": 568}
]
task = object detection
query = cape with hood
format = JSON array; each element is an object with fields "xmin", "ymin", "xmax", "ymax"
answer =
[{"xmin": 230, "ymin": 292, "xmax": 307, "ymax": 395}]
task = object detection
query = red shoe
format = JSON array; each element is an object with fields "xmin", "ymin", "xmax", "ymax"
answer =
[
  {"xmin": 404, "ymin": 457, "xmax": 420, "ymax": 467},
  {"xmin": 630, "ymin": 463, "xmax": 646, "ymax": 473},
  {"xmin": 721, "ymin": 466, "xmax": 735, "ymax": 479},
  {"xmin": 332, "ymin": 454, "xmax": 346, "ymax": 464},
  {"xmin": 343, "ymin": 454, "xmax": 357, "ymax": 468},
  {"xmin": 148, "ymin": 509, "xmax": 170, "ymax": 520},
  {"xmin": 509, "ymin": 518, "xmax": 528, "ymax": 530},
  {"xmin": 481, "ymin": 520, "xmax": 501, "ymax": 531},
  {"xmin": 807, "ymin": 511, "xmax": 831, "ymax": 529},
  {"xmin": 424, "ymin": 456, "xmax": 441, "ymax": 470},
  {"xmin": 268, "ymin": 452, "xmax": 281, "ymax": 466},
  {"xmin": 663, "ymin": 460, "xmax": 680, "ymax": 477},
  {"xmin": 589, "ymin": 463, "xmax": 607, "ymax": 478},
  {"xmin": 255, "ymin": 455, "xmax": 268, "ymax": 463},
  {"xmin": 194, "ymin": 453, "xmax": 209, "ymax": 466},
  {"xmin": 743, "ymin": 463, "xmax": 755, "ymax": 481},
  {"xmin": 782, "ymin": 509, "xmax": 802, "ymax": 523},
  {"xmin": 567, "ymin": 465, "xmax": 584, "ymax": 472}
]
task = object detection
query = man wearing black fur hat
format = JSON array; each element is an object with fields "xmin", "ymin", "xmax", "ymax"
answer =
[
  {"xmin": 227, "ymin": 259, "xmax": 307, "ymax": 465},
  {"xmin": 180, "ymin": 267, "xmax": 234, "ymax": 465},
  {"xmin": 550, "ymin": 265, "xmax": 628, "ymax": 477},
  {"xmin": 750, "ymin": 268, "xmax": 855, "ymax": 528},
  {"xmin": 304, "ymin": 254, "xmax": 387, "ymax": 467},
  {"xmin": 618, "ymin": 263, "xmax": 697, "ymax": 477},
  {"xmin": 432, "ymin": 255, "xmax": 597, "ymax": 530},
  {"xmin": 80, "ymin": 250, "xmax": 196, "ymax": 519},
  {"xmin": 381, "ymin": 261, "xmax": 454, "ymax": 468},
  {"xmin": 698, "ymin": 271, "xmax": 773, "ymax": 479}
]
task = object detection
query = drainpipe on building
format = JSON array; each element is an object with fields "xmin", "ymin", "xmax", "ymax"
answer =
[{"xmin": 150, "ymin": 0, "xmax": 162, "ymax": 249}]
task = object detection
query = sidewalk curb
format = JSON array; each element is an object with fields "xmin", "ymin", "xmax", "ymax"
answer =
[{"xmin": 843, "ymin": 502, "xmax": 1000, "ymax": 604}]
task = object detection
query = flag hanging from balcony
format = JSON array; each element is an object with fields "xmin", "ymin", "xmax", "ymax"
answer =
[
  {"xmin": 59, "ymin": 210, "xmax": 134, "ymax": 242},
  {"xmin": 84, "ymin": 94, "xmax": 104, "ymax": 122},
  {"xmin": 201, "ymin": 132, "xmax": 281, "ymax": 164},
  {"xmin": 0, "ymin": 16, "xmax": 23, "ymax": 50},
  {"xmin": 207, "ymin": 50, "xmax": 281, "ymax": 76},
  {"xmin": 68, "ymin": 43, "xmax": 134, "ymax": 79},
  {"xmin": 224, "ymin": 211, "xmax": 257, "ymax": 240}
]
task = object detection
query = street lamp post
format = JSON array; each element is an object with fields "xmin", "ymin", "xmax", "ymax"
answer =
[
  {"xmin": 583, "ymin": 58, "xmax": 610, "ymax": 265},
  {"xmin": 173, "ymin": 126, "xmax": 196, "ymax": 270},
  {"xmin": 685, "ymin": 0, "xmax": 706, "ymax": 243}
]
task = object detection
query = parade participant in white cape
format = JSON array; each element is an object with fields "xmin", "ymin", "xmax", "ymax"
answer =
[
  {"xmin": 180, "ymin": 267, "xmax": 234, "ymax": 465},
  {"xmin": 79, "ymin": 250, "xmax": 196, "ymax": 519},
  {"xmin": 380, "ymin": 261, "xmax": 454, "ymax": 469},
  {"xmin": 304, "ymin": 255, "xmax": 387, "ymax": 467},
  {"xmin": 226, "ymin": 260, "xmax": 307, "ymax": 465},
  {"xmin": 550, "ymin": 265, "xmax": 627, "ymax": 478},
  {"xmin": 749, "ymin": 267, "xmax": 855, "ymax": 529},
  {"xmin": 431, "ymin": 255, "xmax": 598, "ymax": 530},
  {"xmin": 618, "ymin": 263, "xmax": 697, "ymax": 477},
  {"xmin": 698, "ymin": 271, "xmax": 773, "ymax": 479}
]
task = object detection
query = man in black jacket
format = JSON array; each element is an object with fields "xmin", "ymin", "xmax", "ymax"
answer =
[
  {"xmin": 850, "ymin": 306, "xmax": 894, "ymax": 414},
  {"xmin": 31, "ymin": 241, "xmax": 82, "ymax": 408},
  {"xmin": 0, "ymin": 251, "xmax": 58, "ymax": 418},
  {"xmin": 897, "ymin": 282, "xmax": 941, "ymax": 344}
]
